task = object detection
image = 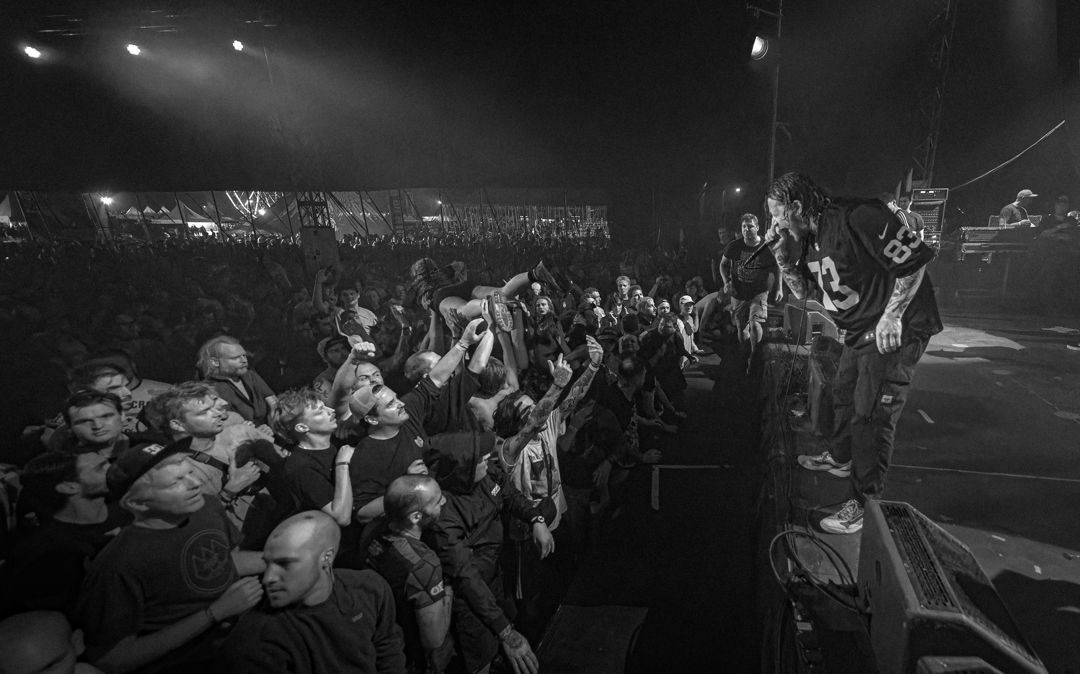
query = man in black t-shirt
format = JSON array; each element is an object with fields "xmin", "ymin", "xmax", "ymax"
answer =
[
  {"xmin": 767, "ymin": 172, "xmax": 942, "ymax": 536},
  {"xmin": 366, "ymin": 475, "xmax": 454, "ymax": 673},
  {"xmin": 274, "ymin": 389, "xmax": 355, "ymax": 526},
  {"xmin": 338, "ymin": 319, "xmax": 487, "ymax": 525},
  {"xmin": 225, "ymin": 511, "xmax": 406, "ymax": 674},
  {"xmin": 2, "ymin": 450, "xmax": 130, "ymax": 620},
  {"xmin": 720, "ymin": 213, "xmax": 780, "ymax": 371},
  {"xmin": 77, "ymin": 439, "xmax": 267, "ymax": 672}
]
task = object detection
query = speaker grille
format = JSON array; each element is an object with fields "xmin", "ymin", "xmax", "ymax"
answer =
[{"xmin": 882, "ymin": 502, "xmax": 957, "ymax": 611}]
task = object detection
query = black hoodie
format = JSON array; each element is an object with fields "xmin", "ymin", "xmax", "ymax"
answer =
[{"xmin": 424, "ymin": 431, "xmax": 555, "ymax": 636}]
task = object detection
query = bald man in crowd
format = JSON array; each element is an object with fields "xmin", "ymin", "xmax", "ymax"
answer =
[
  {"xmin": 224, "ymin": 511, "xmax": 406, "ymax": 674},
  {"xmin": 0, "ymin": 611, "xmax": 103, "ymax": 674}
]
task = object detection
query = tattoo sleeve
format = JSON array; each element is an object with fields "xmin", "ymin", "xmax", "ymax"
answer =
[
  {"xmin": 780, "ymin": 266, "xmax": 811, "ymax": 300},
  {"xmin": 501, "ymin": 381, "xmax": 565, "ymax": 467},
  {"xmin": 557, "ymin": 364, "xmax": 599, "ymax": 418},
  {"xmin": 883, "ymin": 267, "xmax": 925, "ymax": 317}
]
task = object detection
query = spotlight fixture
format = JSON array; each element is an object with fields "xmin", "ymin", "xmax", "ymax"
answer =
[
  {"xmin": 100, "ymin": 196, "xmax": 114, "ymax": 206},
  {"xmin": 750, "ymin": 36, "xmax": 769, "ymax": 60},
  {"xmin": 735, "ymin": 187, "xmax": 742, "ymax": 193},
  {"xmin": 24, "ymin": 45, "xmax": 42, "ymax": 59},
  {"xmin": 126, "ymin": 43, "xmax": 141, "ymax": 56},
  {"xmin": 257, "ymin": 208, "xmax": 266, "ymax": 215},
  {"xmin": 232, "ymin": 40, "xmax": 244, "ymax": 52}
]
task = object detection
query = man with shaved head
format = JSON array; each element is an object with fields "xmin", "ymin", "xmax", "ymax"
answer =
[
  {"xmin": 366, "ymin": 475, "xmax": 454, "ymax": 673},
  {"xmin": 0, "ymin": 610, "xmax": 102, "ymax": 674},
  {"xmin": 225, "ymin": 511, "xmax": 406, "ymax": 673}
]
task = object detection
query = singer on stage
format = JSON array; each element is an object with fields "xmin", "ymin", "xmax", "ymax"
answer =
[{"xmin": 765, "ymin": 172, "xmax": 942, "ymax": 535}]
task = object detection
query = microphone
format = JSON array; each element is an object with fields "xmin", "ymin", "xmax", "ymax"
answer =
[{"xmin": 745, "ymin": 232, "xmax": 782, "ymax": 264}]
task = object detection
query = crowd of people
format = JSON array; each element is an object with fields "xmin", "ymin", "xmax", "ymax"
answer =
[{"xmin": 0, "ymin": 219, "xmax": 776, "ymax": 674}]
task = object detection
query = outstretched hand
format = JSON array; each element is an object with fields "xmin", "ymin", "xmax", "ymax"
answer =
[
  {"xmin": 460, "ymin": 317, "xmax": 486, "ymax": 345},
  {"xmin": 548, "ymin": 353, "xmax": 573, "ymax": 387}
]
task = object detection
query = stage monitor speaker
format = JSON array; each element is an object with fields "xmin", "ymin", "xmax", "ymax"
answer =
[
  {"xmin": 858, "ymin": 501, "xmax": 1047, "ymax": 674},
  {"xmin": 784, "ymin": 298, "xmax": 837, "ymax": 344}
]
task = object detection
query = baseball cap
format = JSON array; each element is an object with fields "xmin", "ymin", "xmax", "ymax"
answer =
[
  {"xmin": 348, "ymin": 384, "xmax": 380, "ymax": 418},
  {"xmin": 107, "ymin": 437, "xmax": 193, "ymax": 501},
  {"xmin": 1016, "ymin": 189, "xmax": 1038, "ymax": 200},
  {"xmin": 316, "ymin": 335, "xmax": 350, "ymax": 363},
  {"xmin": 679, "ymin": 295, "xmax": 694, "ymax": 305}
]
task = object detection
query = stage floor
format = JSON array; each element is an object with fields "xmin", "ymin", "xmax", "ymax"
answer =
[{"xmin": 789, "ymin": 310, "xmax": 1080, "ymax": 673}]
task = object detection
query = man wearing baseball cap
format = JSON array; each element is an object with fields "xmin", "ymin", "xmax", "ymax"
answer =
[
  {"xmin": 1000, "ymin": 188, "xmax": 1038, "ymax": 225},
  {"xmin": 76, "ymin": 439, "xmax": 266, "ymax": 673}
]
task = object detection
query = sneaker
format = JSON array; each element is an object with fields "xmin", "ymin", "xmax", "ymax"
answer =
[
  {"xmin": 797, "ymin": 450, "xmax": 851, "ymax": 478},
  {"xmin": 820, "ymin": 499, "xmax": 864, "ymax": 535},
  {"xmin": 530, "ymin": 261, "xmax": 565, "ymax": 294},
  {"xmin": 485, "ymin": 291, "xmax": 514, "ymax": 332}
]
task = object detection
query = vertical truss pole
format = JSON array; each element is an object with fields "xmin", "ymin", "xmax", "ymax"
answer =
[{"xmin": 912, "ymin": 0, "xmax": 959, "ymax": 187}]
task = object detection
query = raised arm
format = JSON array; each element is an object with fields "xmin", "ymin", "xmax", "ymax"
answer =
[
  {"xmin": 427, "ymin": 318, "xmax": 485, "ymax": 388},
  {"xmin": 330, "ymin": 341, "xmax": 377, "ymax": 420},
  {"xmin": 556, "ymin": 336, "xmax": 603, "ymax": 418},
  {"xmin": 499, "ymin": 355, "xmax": 573, "ymax": 467},
  {"xmin": 311, "ymin": 267, "xmax": 332, "ymax": 314},
  {"xmin": 468, "ymin": 324, "xmax": 496, "ymax": 375}
]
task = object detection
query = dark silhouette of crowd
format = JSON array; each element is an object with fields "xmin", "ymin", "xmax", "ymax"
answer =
[{"xmin": 0, "ymin": 226, "xmax": 749, "ymax": 674}]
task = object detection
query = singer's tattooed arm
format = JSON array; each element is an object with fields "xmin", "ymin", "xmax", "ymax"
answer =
[
  {"xmin": 883, "ymin": 267, "xmax": 924, "ymax": 318},
  {"xmin": 779, "ymin": 266, "xmax": 811, "ymax": 300}
]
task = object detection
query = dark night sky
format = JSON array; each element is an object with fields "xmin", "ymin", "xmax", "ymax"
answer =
[{"xmin": 1, "ymin": 0, "xmax": 1077, "ymax": 235}]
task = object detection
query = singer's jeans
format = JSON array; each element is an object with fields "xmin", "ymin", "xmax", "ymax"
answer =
[{"xmin": 829, "ymin": 337, "xmax": 929, "ymax": 505}]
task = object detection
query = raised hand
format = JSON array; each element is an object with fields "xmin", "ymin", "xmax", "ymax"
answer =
[{"xmin": 548, "ymin": 353, "xmax": 573, "ymax": 387}]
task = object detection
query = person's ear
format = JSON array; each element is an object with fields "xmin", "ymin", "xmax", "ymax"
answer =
[
  {"xmin": 322, "ymin": 548, "xmax": 336, "ymax": 570},
  {"xmin": 121, "ymin": 491, "xmax": 150, "ymax": 514},
  {"xmin": 790, "ymin": 200, "xmax": 803, "ymax": 217},
  {"xmin": 294, "ymin": 422, "xmax": 309, "ymax": 435},
  {"xmin": 55, "ymin": 480, "xmax": 80, "ymax": 496},
  {"xmin": 364, "ymin": 412, "xmax": 379, "ymax": 426},
  {"xmin": 409, "ymin": 510, "xmax": 422, "ymax": 525},
  {"xmin": 168, "ymin": 418, "xmax": 186, "ymax": 436}
]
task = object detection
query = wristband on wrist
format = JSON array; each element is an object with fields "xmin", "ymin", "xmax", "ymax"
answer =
[
  {"xmin": 498, "ymin": 625, "xmax": 513, "ymax": 641},
  {"xmin": 220, "ymin": 490, "xmax": 237, "ymax": 503},
  {"xmin": 454, "ymin": 342, "xmax": 468, "ymax": 352},
  {"xmin": 335, "ymin": 461, "xmax": 350, "ymax": 468}
]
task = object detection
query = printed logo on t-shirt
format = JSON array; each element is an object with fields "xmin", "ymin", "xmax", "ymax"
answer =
[
  {"xmin": 414, "ymin": 437, "xmax": 424, "ymax": 448},
  {"xmin": 430, "ymin": 581, "xmax": 444, "ymax": 597},
  {"xmin": 490, "ymin": 484, "xmax": 501, "ymax": 498},
  {"xmin": 181, "ymin": 529, "xmax": 234, "ymax": 594}
]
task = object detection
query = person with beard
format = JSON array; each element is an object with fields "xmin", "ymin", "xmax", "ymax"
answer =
[
  {"xmin": 767, "ymin": 172, "xmax": 942, "ymax": 535},
  {"xmin": 1, "ymin": 451, "xmax": 130, "ymax": 619},
  {"xmin": 365, "ymin": 475, "xmax": 454, "ymax": 673},
  {"xmin": 423, "ymin": 355, "xmax": 593, "ymax": 674},
  {"xmin": 198, "ymin": 335, "xmax": 278, "ymax": 426},
  {"xmin": 77, "ymin": 440, "xmax": 266, "ymax": 673},
  {"xmin": 224, "ymin": 511, "xmax": 406, "ymax": 674}
]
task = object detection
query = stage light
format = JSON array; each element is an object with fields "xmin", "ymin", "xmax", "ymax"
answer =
[
  {"xmin": 232, "ymin": 40, "xmax": 244, "ymax": 52},
  {"xmin": 258, "ymin": 208, "xmax": 266, "ymax": 215},
  {"xmin": 100, "ymin": 196, "xmax": 114, "ymax": 206},
  {"xmin": 126, "ymin": 43, "xmax": 141, "ymax": 56},
  {"xmin": 24, "ymin": 45, "xmax": 42, "ymax": 59},
  {"xmin": 735, "ymin": 187, "xmax": 742, "ymax": 193},
  {"xmin": 750, "ymin": 35, "xmax": 769, "ymax": 60}
]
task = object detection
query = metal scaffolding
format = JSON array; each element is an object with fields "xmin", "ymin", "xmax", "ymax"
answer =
[{"xmin": 911, "ymin": 0, "xmax": 959, "ymax": 188}]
